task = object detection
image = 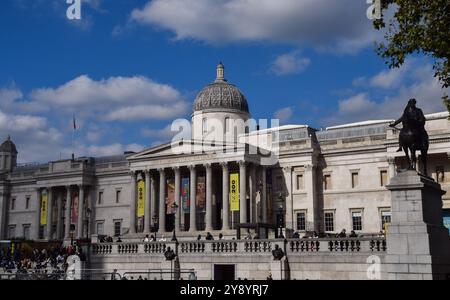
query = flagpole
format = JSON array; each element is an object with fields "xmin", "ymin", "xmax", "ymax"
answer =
[{"xmin": 72, "ymin": 114, "xmax": 76, "ymax": 161}]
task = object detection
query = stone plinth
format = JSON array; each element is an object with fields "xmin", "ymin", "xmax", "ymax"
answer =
[{"xmin": 386, "ymin": 170, "xmax": 450, "ymax": 280}]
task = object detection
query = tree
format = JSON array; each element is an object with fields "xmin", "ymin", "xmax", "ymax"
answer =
[{"xmin": 373, "ymin": 0, "xmax": 450, "ymax": 114}]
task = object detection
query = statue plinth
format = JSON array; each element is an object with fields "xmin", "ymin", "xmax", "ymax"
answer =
[{"xmin": 386, "ymin": 170, "xmax": 450, "ymax": 280}]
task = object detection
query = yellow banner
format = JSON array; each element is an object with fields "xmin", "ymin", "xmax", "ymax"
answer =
[
  {"xmin": 137, "ymin": 180, "xmax": 145, "ymax": 217},
  {"xmin": 40, "ymin": 193, "xmax": 48, "ymax": 226},
  {"xmin": 230, "ymin": 173, "xmax": 240, "ymax": 212}
]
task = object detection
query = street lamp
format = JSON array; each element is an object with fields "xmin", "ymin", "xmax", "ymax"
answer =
[
  {"xmin": 171, "ymin": 203, "xmax": 179, "ymax": 242},
  {"xmin": 277, "ymin": 202, "xmax": 284, "ymax": 238}
]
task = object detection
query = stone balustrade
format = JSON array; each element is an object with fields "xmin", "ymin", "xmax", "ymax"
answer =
[{"xmin": 91, "ymin": 237, "xmax": 386, "ymax": 256}]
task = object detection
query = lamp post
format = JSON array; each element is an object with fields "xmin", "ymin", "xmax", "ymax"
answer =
[
  {"xmin": 172, "ymin": 203, "xmax": 179, "ymax": 242},
  {"xmin": 277, "ymin": 197, "xmax": 284, "ymax": 238}
]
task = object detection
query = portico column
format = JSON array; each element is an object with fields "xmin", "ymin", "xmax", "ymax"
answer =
[
  {"xmin": 239, "ymin": 161, "xmax": 247, "ymax": 224},
  {"xmin": 77, "ymin": 185, "xmax": 84, "ymax": 239},
  {"xmin": 283, "ymin": 166, "xmax": 293, "ymax": 230},
  {"xmin": 158, "ymin": 168, "xmax": 166, "ymax": 234},
  {"xmin": 250, "ymin": 165, "xmax": 256, "ymax": 223},
  {"xmin": 64, "ymin": 186, "xmax": 71, "ymax": 239},
  {"xmin": 189, "ymin": 165, "xmax": 197, "ymax": 232},
  {"xmin": 150, "ymin": 173, "xmax": 157, "ymax": 230},
  {"xmin": 34, "ymin": 188, "xmax": 41, "ymax": 240},
  {"xmin": 174, "ymin": 167, "xmax": 181, "ymax": 233},
  {"xmin": 221, "ymin": 162, "xmax": 230, "ymax": 231},
  {"xmin": 56, "ymin": 192, "xmax": 63, "ymax": 239},
  {"xmin": 46, "ymin": 188, "xmax": 53, "ymax": 240},
  {"xmin": 130, "ymin": 172, "xmax": 137, "ymax": 234},
  {"xmin": 261, "ymin": 167, "xmax": 267, "ymax": 223},
  {"xmin": 205, "ymin": 163, "xmax": 213, "ymax": 231},
  {"xmin": 144, "ymin": 170, "xmax": 151, "ymax": 233}
]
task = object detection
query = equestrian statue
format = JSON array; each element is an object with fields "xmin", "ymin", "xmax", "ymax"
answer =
[{"xmin": 389, "ymin": 99, "xmax": 429, "ymax": 177}]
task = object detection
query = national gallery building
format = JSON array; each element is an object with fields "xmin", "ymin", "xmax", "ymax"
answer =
[{"xmin": 1, "ymin": 64, "xmax": 450, "ymax": 242}]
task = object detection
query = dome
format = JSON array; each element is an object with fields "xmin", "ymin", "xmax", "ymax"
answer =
[
  {"xmin": 0, "ymin": 136, "xmax": 18, "ymax": 154},
  {"xmin": 193, "ymin": 63, "xmax": 250, "ymax": 114}
]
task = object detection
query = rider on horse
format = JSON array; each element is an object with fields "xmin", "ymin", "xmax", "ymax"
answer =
[{"xmin": 390, "ymin": 99, "xmax": 428, "ymax": 152}]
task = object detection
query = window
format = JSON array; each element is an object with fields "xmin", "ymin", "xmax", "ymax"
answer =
[
  {"xmin": 39, "ymin": 226, "xmax": 45, "ymax": 239},
  {"xmin": 436, "ymin": 166, "xmax": 445, "ymax": 183},
  {"xmin": 98, "ymin": 191, "xmax": 104, "ymax": 204},
  {"xmin": 114, "ymin": 220, "xmax": 122, "ymax": 237},
  {"xmin": 381, "ymin": 210, "xmax": 392, "ymax": 231},
  {"xmin": 296, "ymin": 174, "xmax": 304, "ymax": 190},
  {"xmin": 324, "ymin": 212, "xmax": 334, "ymax": 232},
  {"xmin": 352, "ymin": 211, "xmax": 363, "ymax": 231},
  {"xmin": 380, "ymin": 170, "xmax": 388, "ymax": 187},
  {"xmin": 96, "ymin": 222, "xmax": 104, "ymax": 235},
  {"xmin": 224, "ymin": 117, "xmax": 230, "ymax": 134},
  {"xmin": 202, "ymin": 118, "xmax": 207, "ymax": 135},
  {"xmin": 351, "ymin": 172, "xmax": 359, "ymax": 189},
  {"xmin": 25, "ymin": 196, "xmax": 30, "ymax": 210},
  {"xmin": 8, "ymin": 225, "xmax": 16, "ymax": 239},
  {"xmin": 296, "ymin": 212, "xmax": 306, "ymax": 231},
  {"xmin": 323, "ymin": 174, "xmax": 331, "ymax": 190},
  {"xmin": 116, "ymin": 190, "xmax": 121, "ymax": 203},
  {"xmin": 23, "ymin": 225, "xmax": 30, "ymax": 240},
  {"xmin": 11, "ymin": 197, "xmax": 16, "ymax": 210}
]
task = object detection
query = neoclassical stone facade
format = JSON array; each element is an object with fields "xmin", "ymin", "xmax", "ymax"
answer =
[{"xmin": 1, "ymin": 64, "xmax": 450, "ymax": 242}]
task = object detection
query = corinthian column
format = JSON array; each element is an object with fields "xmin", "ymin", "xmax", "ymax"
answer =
[
  {"xmin": 64, "ymin": 186, "xmax": 71, "ymax": 239},
  {"xmin": 221, "ymin": 162, "xmax": 230, "ymax": 231},
  {"xmin": 239, "ymin": 161, "xmax": 247, "ymax": 224},
  {"xmin": 144, "ymin": 170, "xmax": 151, "ymax": 233},
  {"xmin": 205, "ymin": 163, "xmax": 213, "ymax": 231},
  {"xmin": 189, "ymin": 165, "xmax": 197, "ymax": 232},
  {"xmin": 129, "ymin": 172, "xmax": 137, "ymax": 234},
  {"xmin": 46, "ymin": 188, "xmax": 53, "ymax": 240},
  {"xmin": 76, "ymin": 185, "xmax": 84, "ymax": 239},
  {"xmin": 174, "ymin": 167, "xmax": 181, "ymax": 233},
  {"xmin": 158, "ymin": 168, "xmax": 166, "ymax": 234}
]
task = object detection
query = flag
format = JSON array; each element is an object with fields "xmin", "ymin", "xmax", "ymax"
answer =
[{"xmin": 73, "ymin": 115, "xmax": 77, "ymax": 130}]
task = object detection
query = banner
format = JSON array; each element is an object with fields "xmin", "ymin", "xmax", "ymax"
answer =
[
  {"xmin": 137, "ymin": 180, "xmax": 145, "ymax": 217},
  {"xmin": 181, "ymin": 178, "xmax": 190, "ymax": 213},
  {"xmin": 40, "ymin": 193, "xmax": 48, "ymax": 226},
  {"xmin": 230, "ymin": 173, "xmax": 240, "ymax": 212},
  {"xmin": 196, "ymin": 176, "xmax": 206, "ymax": 212},
  {"xmin": 71, "ymin": 194, "xmax": 79, "ymax": 224},
  {"xmin": 166, "ymin": 178, "xmax": 175, "ymax": 214}
]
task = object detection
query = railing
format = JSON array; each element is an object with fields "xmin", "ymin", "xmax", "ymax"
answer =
[{"xmin": 91, "ymin": 238, "xmax": 386, "ymax": 256}]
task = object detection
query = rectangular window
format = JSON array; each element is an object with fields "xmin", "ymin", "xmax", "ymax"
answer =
[
  {"xmin": 39, "ymin": 226, "xmax": 45, "ymax": 240},
  {"xmin": 96, "ymin": 222, "xmax": 104, "ymax": 235},
  {"xmin": 11, "ymin": 198, "xmax": 16, "ymax": 210},
  {"xmin": 324, "ymin": 175, "xmax": 331, "ymax": 191},
  {"xmin": 351, "ymin": 172, "xmax": 359, "ymax": 189},
  {"xmin": 25, "ymin": 196, "xmax": 30, "ymax": 210},
  {"xmin": 380, "ymin": 170, "xmax": 388, "ymax": 187},
  {"xmin": 381, "ymin": 211, "xmax": 392, "ymax": 231},
  {"xmin": 116, "ymin": 190, "xmax": 121, "ymax": 203},
  {"xmin": 98, "ymin": 191, "xmax": 104, "ymax": 204},
  {"xmin": 296, "ymin": 212, "xmax": 306, "ymax": 231},
  {"xmin": 8, "ymin": 225, "xmax": 16, "ymax": 239},
  {"xmin": 324, "ymin": 212, "xmax": 334, "ymax": 232},
  {"xmin": 352, "ymin": 211, "xmax": 363, "ymax": 231},
  {"xmin": 296, "ymin": 174, "xmax": 304, "ymax": 190},
  {"xmin": 23, "ymin": 225, "xmax": 30, "ymax": 240},
  {"xmin": 114, "ymin": 221, "xmax": 121, "ymax": 237}
]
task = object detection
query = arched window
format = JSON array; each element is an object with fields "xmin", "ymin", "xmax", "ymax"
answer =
[{"xmin": 224, "ymin": 117, "xmax": 230, "ymax": 134}]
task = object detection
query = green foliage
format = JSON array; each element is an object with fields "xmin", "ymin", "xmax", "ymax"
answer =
[{"xmin": 374, "ymin": 0, "xmax": 450, "ymax": 115}]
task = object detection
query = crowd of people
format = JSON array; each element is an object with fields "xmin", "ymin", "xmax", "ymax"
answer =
[{"xmin": 0, "ymin": 243, "xmax": 85, "ymax": 279}]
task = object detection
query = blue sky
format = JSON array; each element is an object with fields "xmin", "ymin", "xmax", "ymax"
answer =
[{"xmin": 0, "ymin": 0, "xmax": 448, "ymax": 163}]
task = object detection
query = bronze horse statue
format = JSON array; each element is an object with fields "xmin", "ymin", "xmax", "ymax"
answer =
[{"xmin": 389, "ymin": 99, "xmax": 429, "ymax": 177}]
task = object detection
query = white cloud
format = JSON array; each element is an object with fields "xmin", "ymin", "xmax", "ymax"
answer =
[
  {"xmin": 130, "ymin": 0, "xmax": 378, "ymax": 53},
  {"xmin": 274, "ymin": 107, "xmax": 293, "ymax": 124},
  {"xmin": 324, "ymin": 62, "xmax": 449, "ymax": 126},
  {"xmin": 270, "ymin": 51, "xmax": 310, "ymax": 76},
  {"xmin": 85, "ymin": 143, "xmax": 145, "ymax": 157},
  {"xmin": 29, "ymin": 75, "xmax": 189, "ymax": 121}
]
